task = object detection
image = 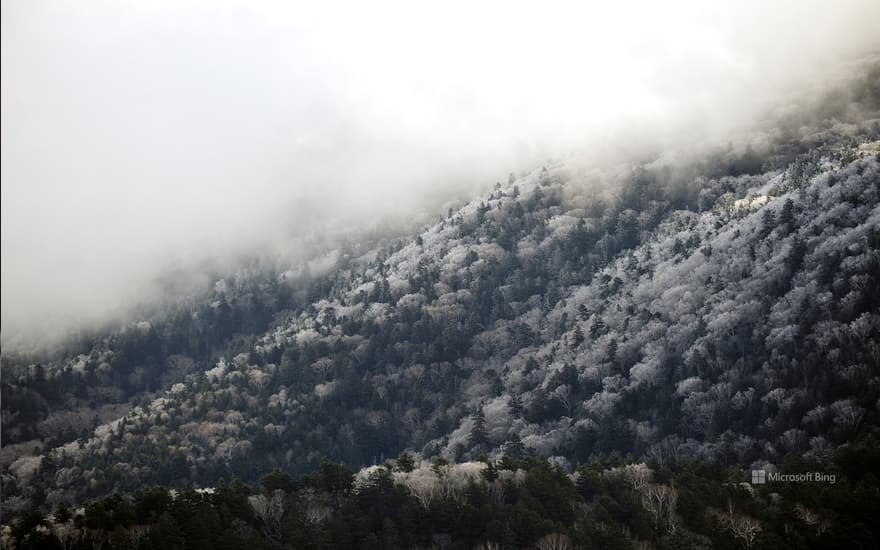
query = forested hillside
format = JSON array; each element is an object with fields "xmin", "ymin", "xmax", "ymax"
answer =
[
  {"xmin": 6, "ymin": 444, "xmax": 880, "ymax": 549},
  {"xmin": 2, "ymin": 67, "xmax": 880, "ymax": 549}
]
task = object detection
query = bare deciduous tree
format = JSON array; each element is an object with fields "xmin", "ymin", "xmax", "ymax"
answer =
[
  {"xmin": 535, "ymin": 532, "xmax": 574, "ymax": 550},
  {"xmin": 639, "ymin": 483, "xmax": 678, "ymax": 534},
  {"xmin": 794, "ymin": 504, "xmax": 831, "ymax": 536},
  {"xmin": 710, "ymin": 501, "xmax": 762, "ymax": 549},
  {"xmin": 249, "ymin": 489, "xmax": 286, "ymax": 539}
]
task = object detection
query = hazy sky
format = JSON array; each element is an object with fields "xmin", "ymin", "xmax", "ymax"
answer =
[{"xmin": 2, "ymin": 0, "xmax": 879, "ymax": 347}]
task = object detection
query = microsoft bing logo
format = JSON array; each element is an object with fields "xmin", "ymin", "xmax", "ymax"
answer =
[{"xmin": 748, "ymin": 469, "xmax": 836, "ymax": 484}]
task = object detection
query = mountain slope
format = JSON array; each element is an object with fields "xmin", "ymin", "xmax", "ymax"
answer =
[
  {"xmin": 5, "ymin": 122, "xmax": 879, "ymax": 516},
  {"xmin": 4, "ymin": 61, "xmax": 880, "ymax": 518}
]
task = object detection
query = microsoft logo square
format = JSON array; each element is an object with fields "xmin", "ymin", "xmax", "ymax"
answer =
[{"xmin": 751, "ymin": 470, "xmax": 766, "ymax": 484}]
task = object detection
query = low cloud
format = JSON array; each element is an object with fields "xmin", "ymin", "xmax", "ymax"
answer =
[{"xmin": 2, "ymin": 0, "xmax": 879, "ymax": 348}]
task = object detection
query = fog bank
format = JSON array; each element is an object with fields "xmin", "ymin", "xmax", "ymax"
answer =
[{"xmin": 3, "ymin": 0, "xmax": 879, "ymax": 348}]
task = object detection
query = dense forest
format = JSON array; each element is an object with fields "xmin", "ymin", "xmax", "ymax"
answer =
[
  {"xmin": 5, "ymin": 437, "xmax": 880, "ymax": 549},
  {"xmin": 2, "ymin": 62, "xmax": 880, "ymax": 549}
]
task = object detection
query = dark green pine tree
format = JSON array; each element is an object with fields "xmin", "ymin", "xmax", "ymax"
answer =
[
  {"xmin": 578, "ymin": 304, "xmax": 590, "ymax": 321},
  {"xmin": 54, "ymin": 502, "xmax": 72, "ymax": 524},
  {"xmin": 572, "ymin": 324, "xmax": 585, "ymax": 349},
  {"xmin": 779, "ymin": 197, "xmax": 795, "ymax": 230},
  {"xmin": 590, "ymin": 317, "xmax": 606, "ymax": 339},
  {"xmin": 504, "ymin": 434, "xmax": 526, "ymax": 460},
  {"xmin": 470, "ymin": 407, "xmax": 489, "ymax": 449},
  {"xmin": 508, "ymin": 394, "xmax": 524, "ymax": 417},
  {"xmin": 480, "ymin": 459, "xmax": 499, "ymax": 483},
  {"xmin": 760, "ymin": 208, "xmax": 776, "ymax": 239},
  {"xmin": 672, "ymin": 237, "xmax": 685, "ymax": 257},
  {"xmin": 395, "ymin": 451, "xmax": 416, "ymax": 473}
]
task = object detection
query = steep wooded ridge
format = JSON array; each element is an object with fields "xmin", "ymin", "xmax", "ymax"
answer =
[{"xmin": 2, "ymin": 65, "xmax": 880, "ymax": 548}]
